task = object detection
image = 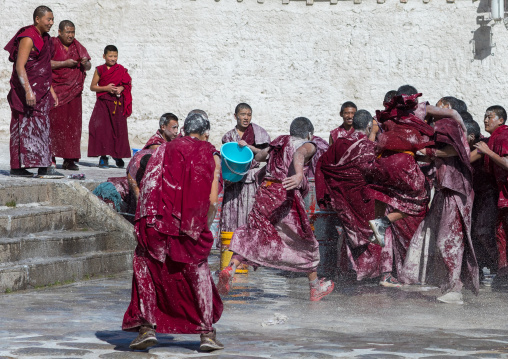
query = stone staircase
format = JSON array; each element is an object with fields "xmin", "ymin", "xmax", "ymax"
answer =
[{"xmin": 0, "ymin": 181, "xmax": 135, "ymax": 292}]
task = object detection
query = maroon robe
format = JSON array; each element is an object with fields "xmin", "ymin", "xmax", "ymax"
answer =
[
  {"xmin": 143, "ymin": 130, "xmax": 166, "ymax": 149},
  {"xmin": 485, "ymin": 125, "xmax": 508, "ymax": 272},
  {"xmin": 49, "ymin": 38, "xmax": 90, "ymax": 160},
  {"xmin": 220, "ymin": 123, "xmax": 270, "ymax": 232},
  {"xmin": 88, "ymin": 64, "xmax": 132, "ymax": 158},
  {"xmin": 316, "ymin": 131, "xmax": 393, "ymax": 280},
  {"xmin": 306, "ymin": 135, "xmax": 329, "ymax": 178},
  {"xmin": 5, "ymin": 25, "xmax": 54, "ymax": 169},
  {"xmin": 229, "ymin": 135, "xmax": 320, "ymax": 272},
  {"xmin": 330, "ymin": 124, "xmax": 349, "ymax": 143},
  {"xmin": 401, "ymin": 118, "xmax": 479, "ymax": 294},
  {"xmin": 123, "ymin": 137, "xmax": 222, "ymax": 334}
]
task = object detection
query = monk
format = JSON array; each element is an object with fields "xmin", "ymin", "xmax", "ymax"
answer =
[
  {"xmin": 144, "ymin": 113, "xmax": 179, "ymax": 150},
  {"xmin": 474, "ymin": 105, "xmax": 508, "ymax": 288},
  {"xmin": 221, "ymin": 103, "xmax": 270, "ymax": 236},
  {"xmin": 88, "ymin": 45, "xmax": 132, "ymax": 169},
  {"xmin": 123, "ymin": 113, "xmax": 223, "ymax": 351},
  {"xmin": 218, "ymin": 117, "xmax": 335, "ymax": 302},
  {"xmin": 316, "ymin": 110, "xmax": 397, "ymax": 284},
  {"xmin": 5, "ymin": 5, "xmax": 63, "ymax": 178},
  {"xmin": 400, "ymin": 100, "xmax": 479, "ymax": 305},
  {"xmin": 49, "ymin": 20, "xmax": 91, "ymax": 171},
  {"xmin": 329, "ymin": 101, "xmax": 357, "ymax": 144},
  {"xmin": 464, "ymin": 117, "xmax": 499, "ymax": 279}
]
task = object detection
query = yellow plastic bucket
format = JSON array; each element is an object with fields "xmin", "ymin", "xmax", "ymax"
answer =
[{"xmin": 220, "ymin": 231, "xmax": 248, "ymax": 274}]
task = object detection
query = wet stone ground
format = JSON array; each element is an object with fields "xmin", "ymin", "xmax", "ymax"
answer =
[{"xmin": 1, "ymin": 254, "xmax": 508, "ymax": 358}]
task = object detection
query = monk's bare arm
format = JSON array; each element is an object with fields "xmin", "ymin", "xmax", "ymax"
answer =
[
  {"xmin": 207, "ymin": 155, "xmax": 221, "ymax": 228},
  {"xmin": 50, "ymin": 86, "xmax": 58, "ymax": 107},
  {"xmin": 238, "ymin": 140, "xmax": 262, "ymax": 155},
  {"xmin": 51, "ymin": 58, "xmax": 78, "ymax": 69},
  {"xmin": 426, "ymin": 106, "xmax": 466, "ymax": 133},
  {"xmin": 90, "ymin": 69, "xmax": 115, "ymax": 93},
  {"xmin": 329, "ymin": 134, "xmax": 333, "ymax": 146},
  {"xmin": 369, "ymin": 119, "xmax": 379, "ymax": 142},
  {"xmin": 254, "ymin": 148, "xmax": 270, "ymax": 162},
  {"xmin": 420, "ymin": 145, "xmax": 458, "ymax": 158},
  {"xmin": 81, "ymin": 57, "xmax": 91, "ymax": 71},
  {"xmin": 282, "ymin": 142, "xmax": 316, "ymax": 190},
  {"xmin": 16, "ymin": 37, "xmax": 35, "ymax": 106},
  {"xmin": 474, "ymin": 141, "xmax": 508, "ymax": 171},
  {"xmin": 127, "ymin": 173, "xmax": 140, "ymax": 201},
  {"xmin": 470, "ymin": 149, "xmax": 483, "ymax": 163}
]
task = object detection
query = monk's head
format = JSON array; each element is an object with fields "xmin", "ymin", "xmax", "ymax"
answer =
[
  {"xmin": 484, "ymin": 105, "xmax": 507, "ymax": 134},
  {"xmin": 352, "ymin": 110, "xmax": 373, "ymax": 136},
  {"xmin": 33, "ymin": 5, "xmax": 54, "ymax": 34},
  {"xmin": 383, "ymin": 90, "xmax": 397, "ymax": 105},
  {"xmin": 103, "ymin": 45, "xmax": 118, "ymax": 67},
  {"xmin": 396, "ymin": 84, "xmax": 418, "ymax": 97},
  {"xmin": 234, "ymin": 103, "xmax": 252, "ymax": 131},
  {"xmin": 340, "ymin": 101, "xmax": 357, "ymax": 128},
  {"xmin": 187, "ymin": 109, "xmax": 208, "ymax": 119},
  {"xmin": 184, "ymin": 113, "xmax": 211, "ymax": 141},
  {"xmin": 159, "ymin": 113, "xmax": 179, "ymax": 141},
  {"xmin": 463, "ymin": 114, "xmax": 481, "ymax": 147},
  {"xmin": 290, "ymin": 117, "xmax": 314, "ymax": 141},
  {"xmin": 58, "ymin": 20, "xmax": 75, "ymax": 47}
]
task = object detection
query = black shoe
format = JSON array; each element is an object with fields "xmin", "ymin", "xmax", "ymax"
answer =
[
  {"xmin": 200, "ymin": 328, "xmax": 224, "ymax": 351},
  {"xmin": 10, "ymin": 168, "xmax": 34, "ymax": 177},
  {"xmin": 99, "ymin": 156, "xmax": 109, "ymax": 169},
  {"xmin": 114, "ymin": 158, "xmax": 125, "ymax": 168},
  {"xmin": 37, "ymin": 167, "xmax": 65, "ymax": 179},
  {"xmin": 62, "ymin": 160, "xmax": 79, "ymax": 171},
  {"xmin": 129, "ymin": 325, "xmax": 158, "ymax": 350}
]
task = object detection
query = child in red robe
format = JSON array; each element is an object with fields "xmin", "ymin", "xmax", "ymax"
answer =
[{"xmin": 88, "ymin": 45, "xmax": 132, "ymax": 169}]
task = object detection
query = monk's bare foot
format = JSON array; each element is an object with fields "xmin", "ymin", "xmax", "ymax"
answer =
[
  {"xmin": 217, "ymin": 266, "xmax": 233, "ymax": 296},
  {"xmin": 200, "ymin": 328, "xmax": 224, "ymax": 351},
  {"xmin": 310, "ymin": 278, "xmax": 334, "ymax": 301},
  {"xmin": 129, "ymin": 325, "xmax": 158, "ymax": 350}
]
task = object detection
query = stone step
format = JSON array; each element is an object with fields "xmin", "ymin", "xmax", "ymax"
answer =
[
  {"xmin": 0, "ymin": 250, "xmax": 133, "ymax": 292},
  {"xmin": 0, "ymin": 182, "xmax": 52, "ymax": 206},
  {"xmin": 0, "ymin": 230, "xmax": 117, "ymax": 263},
  {"xmin": 0, "ymin": 205, "xmax": 75, "ymax": 237}
]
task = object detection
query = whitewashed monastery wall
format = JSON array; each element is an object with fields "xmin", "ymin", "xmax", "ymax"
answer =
[{"xmin": 1, "ymin": 0, "xmax": 507, "ymax": 149}]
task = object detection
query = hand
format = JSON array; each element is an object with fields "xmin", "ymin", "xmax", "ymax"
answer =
[
  {"xmin": 371, "ymin": 119, "xmax": 379, "ymax": 134},
  {"xmin": 282, "ymin": 173, "xmax": 303, "ymax": 191},
  {"xmin": 104, "ymin": 83, "xmax": 116, "ymax": 94},
  {"xmin": 474, "ymin": 141, "xmax": 490, "ymax": 155},
  {"xmin": 238, "ymin": 140, "xmax": 248, "ymax": 148},
  {"xmin": 26, "ymin": 90, "xmax": 36, "ymax": 107},
  {"xmin": 65, "ymin": 58, "xmax": 78, "ymax": 68},
  {"xmin": 80, "ymin": 57, "xmax": 88, "ymax": 66},
  {"xmin": 115, "ymin": 86, "xmax": 124, "ymax": 95}
]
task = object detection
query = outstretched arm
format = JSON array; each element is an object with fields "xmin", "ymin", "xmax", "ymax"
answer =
[
  {"xmin": 474, "ymin": 141, "xmax": 508, "ymax": 171},
  {"xmin": 282, "ymin": 142, "xmax": 316, "ymax": 190},
  {"xmin": 426, "ymin": 106, "xmax": 466, "ymax": 133},
  {"xmin": 207, "ymin": 154, "xmax": 221, "ymax": 228}
]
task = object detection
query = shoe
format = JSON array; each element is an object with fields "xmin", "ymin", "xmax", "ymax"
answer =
[
  {"xmin": 368, "ymin": 217, "xmax": 391, "ymax": 247},
  {"xmin": 437, "ymin": 291, "xmax": 463, "ymax": 305},
  {"xmin": 37, "ymin": 167, "xmax": 64, "ymax": 179},
  {"xmin": 62, "ymin": 160, "xmax": 79, "ymax": 171},
  {"xmin": 310, "ymin": 278, "xmax": 335, "ymax": 301},
  {"xmin": 217, "ymin": 266, "xmax": 233, "ymax": 296},
  {"xmin": 200, "ymin": 328, "xmax": 224, "ymax": 352},
  {"xmin": 379, "ymin": 273, "xmax": 402, "ymax": 288},
  {"xmin": 9, "ymin": 168, "xmax": 34, "ymax": 178},
  {"xmin": 114, "ymin": 158, "xmax": 125, "ymax": 168},
  {"xmin": 99, "ymin": 156, "xmax": 109, "ymax": 169},
  {"xmin": 129, "ymin": 325, "xmax": 158, "ymax": 350},
  {"xmin": 492, "ymin": 273, "xmax": 508, "ymax": 290}
]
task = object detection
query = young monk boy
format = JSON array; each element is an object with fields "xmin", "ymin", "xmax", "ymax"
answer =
[
  {"xmin": 123, "ymin": 113, "xmax": 224, "ymax": 351},
  {"xmin": 218, "ymin": 117, "xmax": 335, "ymax": 301},
  {"xmin": 143, "ymin": 113, "xmax": 179, "ymax": 150},
  {"xmin": 329, "ymin": 101, "xmax": 357, "ymax": 144},
  {"xmin": 474, "ymin": 106, "xmax": 508, "ymax": 288},
  {"xmin": 88, "ymin": 45, "xmax": 132, "ymax": 169}
]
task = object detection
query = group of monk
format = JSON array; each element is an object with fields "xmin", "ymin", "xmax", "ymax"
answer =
[
  {"xmin": 7, "ymin": 4, "xmax": 508, "ymax": 355},
  {"xmin": 5, "ymin": 5, "xmax": 132, "ymax": 178}
]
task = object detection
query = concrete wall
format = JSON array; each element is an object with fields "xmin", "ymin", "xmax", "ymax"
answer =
[{"xmin": 1, "ymin": 0, "xmax": 506, "ymax": 148}]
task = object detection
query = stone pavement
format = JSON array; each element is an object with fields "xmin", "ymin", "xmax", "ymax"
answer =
[
  {"xmin": 1, "ymin": 142, "xmax": 508, "ymax": 358},
  {"xmin": 1, "ymin": 252, "xmax": 508, "ymax": 358}
]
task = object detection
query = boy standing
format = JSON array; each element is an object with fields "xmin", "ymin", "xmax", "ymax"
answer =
[
  {"xmin": 88, "ymin": 45, "xmax": 132, "ymax": 168},
  {"xmin": 329, "ymin": 101, "xmax": 357, "ymax": 144}
]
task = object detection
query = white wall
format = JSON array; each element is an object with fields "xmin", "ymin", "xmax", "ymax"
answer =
[{"xmin": 1, "ymin": 0, "xmax": 506, "ymax": 149}]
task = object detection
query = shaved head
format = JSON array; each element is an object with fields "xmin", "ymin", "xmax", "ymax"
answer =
[
  {"xmin": 33, "ymin": 5, "xmax": 52, "ymax": 22},
  {"xmin": 59, "ymin": 20, "xmax": 75, "ymax": 31}
]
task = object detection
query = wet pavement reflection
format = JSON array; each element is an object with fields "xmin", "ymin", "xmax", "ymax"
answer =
[{"xmin": 0, "ymin": 252, "xmax": 507, "ymax": 358}]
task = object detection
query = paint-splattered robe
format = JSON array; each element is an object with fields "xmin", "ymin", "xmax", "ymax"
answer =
[
  {"xmin": 143, "ymin": 130, "xmax": 166, "ymax": 149},
  {"xmin": 123, "ymin": 137, "xmax": 223, "ymax": 333}
]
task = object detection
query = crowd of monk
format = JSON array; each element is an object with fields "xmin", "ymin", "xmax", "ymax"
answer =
[{"xmin": 6, "ymin": 5, "xmax": 508, "ymax": 354}]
